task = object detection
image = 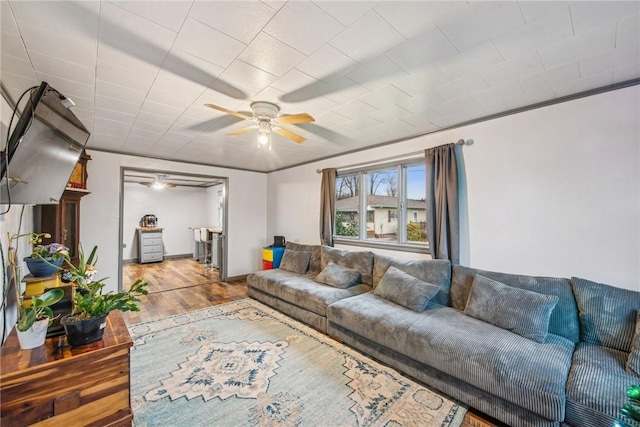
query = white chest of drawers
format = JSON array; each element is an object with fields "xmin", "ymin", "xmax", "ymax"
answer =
[{"xmin": 137, "ymin": 228, "xmax": 164, "ymax": 264}]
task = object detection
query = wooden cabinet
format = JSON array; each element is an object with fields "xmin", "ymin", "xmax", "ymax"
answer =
[
  {"xmin": 137, "ymin": 228, "xmax": 164, "ymax": 264},
  {"xmin": 0, "ymin": 311, "xmax": 133, "ymax": 426}
]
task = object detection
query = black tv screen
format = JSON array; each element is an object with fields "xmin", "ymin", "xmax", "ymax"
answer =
[{"xmin": 1, "ymin": 82, "xmax": 90, "ymax": 204}]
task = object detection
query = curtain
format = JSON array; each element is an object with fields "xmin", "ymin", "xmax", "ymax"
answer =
[
  {"xmin": 425, "ymin": 144, "xmax": 460, "ymax": 263},
  {"xmin": 319, "ymin": 168, "xmax": 336, "ymax": 246}
]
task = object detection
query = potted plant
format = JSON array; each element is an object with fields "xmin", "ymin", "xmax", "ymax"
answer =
[
  {"xmin": 6, "ymin": 232, "xmax": 66, "ymax": 349},
  {"xmin": 59, "ymin": 244, "xmax": 148, "ymax": 346},
  {"xmin": 23, "ymin": 232, "xmax": 69, "ymax": 277}
]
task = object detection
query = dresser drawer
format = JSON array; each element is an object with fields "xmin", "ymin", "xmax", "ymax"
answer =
[
  {"xmin": 142, "ymin": 238, "xmax": 162, "ymax": 246},
  {"xmin": 141, "ymin": 252, "xmax": 163, "ymax": 262},
  {"xmin": 142, "ymin": 232, "xmax": 162, "ymax": 240},
  {"xmin": 142, "ymin": 245, "xmax": 162, "ymax": 254}
]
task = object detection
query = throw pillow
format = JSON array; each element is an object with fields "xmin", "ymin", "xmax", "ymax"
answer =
[
  {"xmin": 627, "ymin": 310, "xmax": 640, "ymax": 376},
  {"xmin": 464, "ymin": 274, "xmax": 559, "ymax": 343},
  {"xmin": 315, "ymin": 262, "xmax": 361, "ymax": 289},
  {"xmin": 286, "ymin": 242, "xmax": 321, "ymax": 273},
  {"xmin": 374, "ymin": 266, "xmax": 441, "ymax": 312},
  {"xmin": 279, "ymin": 250, "xmax": 311, "ymax": 275}
]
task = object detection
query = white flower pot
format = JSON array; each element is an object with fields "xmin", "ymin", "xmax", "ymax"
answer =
[{"xmin": 16, "ymin": 319, "xmax": 49, "ymax": 350}]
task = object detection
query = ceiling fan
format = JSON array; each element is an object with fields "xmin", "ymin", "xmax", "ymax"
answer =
[
  {"xmin": 205, "ymin": 102, "xmax": 315, "ymax": 149},
  {"xmin": 140, "ymin": 174, "xmax": 176, "ymax": 189}
]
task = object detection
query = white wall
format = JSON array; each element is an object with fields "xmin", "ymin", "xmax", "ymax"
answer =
[
  {"xmin": 122, "ymin": 183, "xmax": 208, "ymax": 260},
  {"xmin": 268, "ymin": 86, "xmax": 640, "ymax": 291},
  {"xmin": 206, "ymin": 184, "xmax": 225, "ymax": 229},
  {"xmin": 82, "ymin": 151, "xmax": 267, "ymax": 293}
]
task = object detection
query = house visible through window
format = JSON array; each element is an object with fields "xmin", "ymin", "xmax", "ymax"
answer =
[{"xmin": 334, "ymin": 160, "xmax": 428, "ymax": 251}]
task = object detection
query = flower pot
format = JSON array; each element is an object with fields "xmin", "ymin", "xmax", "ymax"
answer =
[
  {"xmin": 16, "ymin": 319, "xmax": 49, "ymax": 350},
  {"xmin": 24, "ymin": 257, "xmax": 63, "ymax": 277},
  {"xmin": 62, "ymin": 314, "xmax": 108, "ymax": 346}
]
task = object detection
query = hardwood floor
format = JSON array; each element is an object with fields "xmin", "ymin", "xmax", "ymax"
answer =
[{"xmin": 119, "ymin": 258, "xmax": 501, "ymax": 427}]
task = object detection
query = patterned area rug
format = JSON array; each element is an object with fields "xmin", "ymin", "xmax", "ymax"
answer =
[{"xmin": 129, "ymin": 298, "xmax": 467, "ymax": 426}]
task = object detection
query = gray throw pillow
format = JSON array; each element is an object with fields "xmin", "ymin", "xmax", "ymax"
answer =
[
  {"xmin": 279, "ymin": 250, "xmax": 311, "ymax": 275},
  {"xmin": 627, "ymin": 310, "xmax": 640, "ymax": 376},
  {"xmin": 315, "ymin": 262, "xmax": 361, "ymax": 289},
  {"xmin": 374, "ymin": 266, "xmax": 441, "ymax": 312},
  {"xmin": 465, "ymin": 274, "xmax": 559, "ymax": 343},
  {"xmin": 286, "ymin": 242, "xmax": 321, "ymax": 273}
]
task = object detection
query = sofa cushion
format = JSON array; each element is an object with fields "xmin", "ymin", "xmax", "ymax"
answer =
[
  {"xmin": 464, "ymin": 274, "xmax": 559, "ymax": 343},
  {"xmin": 451, "ymin": 265, "xmax": 579, "ymax": 343},
  {"xmin": 374, "ymin": 266, "xmax": 441, "ymax": 312},
  {"xmin": 279, "ymin": 249, "xmax": 311, "ymax": 275},
  {"xmin": 373, "ymin": 254, "xmax": 451, "ymax": 306},
  {"xmin": 321, "ymin": 246, "xmax": 373, "ymax": 286},
  {"xmin": 328, "ymin": 292, "xmax": 574, "ymax": 421},
  {"xmin": 627, "ymin": 310, "xmax": 640, "ymax": 375},
  {"xmin": 286, "ymin": 242, "xmax": 321, "ymax": 273},
  {"xmin": 315, "ymin": 262, "xmax": 361, "ymax": 289},
  {"xmin": 565, "ymin": 342, "xmax": 639, "ymax": 427},
  {"xmin": 571, "ymin": 277, "xmax": 640, "ymax": 352},
  {"xmin": 247, "ymin": 269, "xmax": 371, "ymax": 316}
]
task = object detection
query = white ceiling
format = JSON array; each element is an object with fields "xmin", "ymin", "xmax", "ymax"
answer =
[
  {"xmin": 123, "ymin": 170, "xmax": 223, "ymax": 187},
  {"xmin": 1, "ymin": 1, "xmax": 638, "ymax": 172}
]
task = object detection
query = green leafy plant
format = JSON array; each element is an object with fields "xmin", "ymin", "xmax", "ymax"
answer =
[
  {"xmin": 17, "ymin": 288, "xmax": 65, "ymax": 332},
  {"xmin": 615, "ymin": 385, "xmax": 640, "ymax": 427}
]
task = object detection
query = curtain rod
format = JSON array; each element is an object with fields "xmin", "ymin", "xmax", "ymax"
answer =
[{"xmin": 316, "ymin": 139, "xmax": 473, "ymax": 174}]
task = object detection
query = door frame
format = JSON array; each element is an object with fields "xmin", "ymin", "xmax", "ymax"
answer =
[{"xmin": 117, "ymin": 167, "xmax": 229, "ymax": 290}]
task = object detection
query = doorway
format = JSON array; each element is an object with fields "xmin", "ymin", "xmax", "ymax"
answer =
[{"xmin": 118, "ymin": 168, "xmax": 228, "ymax": 293}]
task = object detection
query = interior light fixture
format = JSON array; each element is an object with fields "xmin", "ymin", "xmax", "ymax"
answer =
[
  {"xmin": 257, "ymin": 120, "xmax": 272, "ymax": 150},
  {"xmin": 152, "ymin": 180, "xmax": 164, "ymax": 189}
]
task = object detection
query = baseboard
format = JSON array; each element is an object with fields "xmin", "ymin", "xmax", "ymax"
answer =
[
  {"xmin": 122, "ymin": 254, "xmax": 192, "ymax": 264},
  {"xmin": 225, "ymin": 274, "xmax": 248, "ymax": 282}
]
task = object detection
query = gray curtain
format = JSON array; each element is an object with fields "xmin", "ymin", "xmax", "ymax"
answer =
[
  {"xmin": 425, "ymin": 144, "xmax": 460, "ymax": 263},
  {"xmin": 319, "ymin": 168, "xmax": 336, "ymax": 246}
]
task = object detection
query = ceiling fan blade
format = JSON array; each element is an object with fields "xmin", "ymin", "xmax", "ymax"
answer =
[
  {"xmin": 204, "ymin": 104, "xmax": 253, "ymax": 121},
  {"xmin": 228, "ymin": 126, "xmax": 257, "ymax": 136},
  {"xmin": 140, "ymin": 182, "xmax": 152, "ymax": 187},
  {"xmin": 164, "ymin": 183, "xmax": 177, "ymax": 188},
  {"xmin": 274, "ymin": 113, "xmax": 315, "ymax": 125},
  {"xmin": 274, "ymin": 127, "xmax": 306, "ymax": 144}
]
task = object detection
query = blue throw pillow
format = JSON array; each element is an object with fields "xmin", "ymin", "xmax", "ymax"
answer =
[
  {"xmin": 374, "ymin": 266, "xmax": 441, "ymax": 312},
  {"xmin": 465, "ymin": 274, "xmax": 559, "ymax": 343}
]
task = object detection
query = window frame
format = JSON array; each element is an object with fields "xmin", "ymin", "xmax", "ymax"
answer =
[{"xmin": 334, "ymin": 158, "xmax": 429, "ymax": 254}]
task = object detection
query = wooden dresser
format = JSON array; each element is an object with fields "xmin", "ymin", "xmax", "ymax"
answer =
[
  {"xmin": 0, "ymin": 311, "xmax": 133, "ymax": 426},
  {"xmin": 137, "ymin": 227, "xmax": 164, "ymax": 264}
]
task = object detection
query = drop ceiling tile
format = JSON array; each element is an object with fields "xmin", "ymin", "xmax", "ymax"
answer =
[
  {"xmin": 314, "ymin": 1, "xmax": 376, "ymax": 27},
  {"xmin": 553, "ymin": 70, "xmax": 613, "ymax": 97},
  {"xmin": 1, "ymin": 1, "xmax": 19, "ymax": 35},
  {"xmin": 131, "ymin": 120, "xmax": 171, "ymax": 134},
  {"xmin": 346, "ymin": 55, "xmax": 408, "ymax": 92},
  {"xmin": 108, "ymin": 0, "xmax": 191, "ymax": 32},
  {"xmin": 613, "ymin": 62, "xmax": 640, "ymax": 83},
  {"xmin": 518, "ymin": 2, "xmax": 572, "ymax": 23},
  {"xmin": 322, "ymin": 77, "xmax": 370, "ymax": 105},
  {"xmin": 580, "ymin": 42, "xmax": 640, "ymax": 76},
  {"xmin": 393, "ymin": 89, "xmax": 444, "ymax": 114},
  {"xmin": 479, "ymin": 52, "xmax": 545, "ymax": 87},
  {"xmin": 433, "ymin": 95, "xmax": 480, "ymax": 117},
  {"xmin": 29, "ymin": 51, "xmax": 95, "ymax": 86},
  {"xmin": 264, "ymin": 1, "xmax": 344, "ymax": 56},
  {"xmin": 97, "ymin": 43, "xmax": 163, "ymax": 78},
  {"xmin": 140, "ymin": 100, "xmax": 185, "ymax": 119},
  {"xmin": 374, "ymin": 119, "xmax": 416, "ymax": 135},
  {"xmin": 129, "ymin": 127, "xmax": 164, "ymax": 140},
  {"xmin": 343, "ymin": 116, "xmax": 382, "ymax": 130},
  {"xmin": 539, "ymin": 24, "xmax": 616, "ymax": 70},
  {"xmin": 519, "ymin": 62, "xmax": 580, "ymax": 93},
  {"xmin": 1, "ymin": 54, "xmax": 35, "ymax": 78},
  {"xmin": 296, "ymin": 44, "xmax": 359, "ymax": 82},
  {"xmin": 93, "ymin": 120, "xmax": 131, "ymax": 136},
  {"xmin": 95, "ymin": 95, "xmax": 142, "ymax": 116},
  {"xmin": 437, "ymin": 2, "xmax": 524, "ymax": 52},
  {"xmin": 147, "ymin": 86, "xmax": 196, "ymax": 110},
  {"xmin": 1, "ymin": 32, "xmax": 29, "ymax": 61},
  {"xmin": 189, "ymin": 0, "xmax": 275, "ymax": 44},
  {"xmin": 174, "ymin": 17, "xmax": 246, "ymax": 68},
  {"xmin": 391, "ymin": 65, "xmax": 451, "ymax": 94},
  {"xmin": 35, "ymin": 72, "xmax": 94, "ymax": 100},
  {"xmin": 18, "ymin": 23, "xmax": 97, "ymax": 67},
  {"xmin": 359, "ymin": 85, "xmax": 413, "ymax": 108},
  {"xmin": 10, "ymin": 1, "xmax": 99, "ymax": 40},
  {"xmin": 219, "ymin": 60, "xmax": 279, "ymax": 93},
  {"xmin": 94, "ymin": 107, "xmax": 136, "ymax": 124},
  {"xmin": 96, "ymin": 80, "xmax": 148, "ymax": 105},
  {"xmin": 433, "ymin": 74, "xmax": 490, "ymax": 102},
  {"xmin": 271, "ymin": 69, "xmax": 318, "ymax": 94},
  {"xmin": 569, "ymin": 1, "xmax": 640, "ymax": 35},
  {"xmin": 250, "ymin": 86, "xmax": 286, "ymax": 105},
  {"xmin": 503, "ymin": 87, "xmax": 556, "ymax": 109},
  {"xmin": 159, "ymin": 48, "xmax": 224, "ymax": 92},
  {"xmin": 386, "ymin": 26, "xmax": 458, "ymax": 72},
  {"xmin": 96, "ymin": 61, "xmax": 156, "ymax": 93},
  {"xmin": 435, "ymin": 42, "xmax": 504, "ymax": 80},
  {"xmin": 315, "ymin": 111, "xmax": 350, "ymax": 127},
  {"xmin": 292, "ymin": 96, "xmax": 341, "ymax": 117},
  {"xmin": 329, "ymin": 10, "xmax": 404, "ymax": 64},
  {"xmin": 0, "ymin": 72, "xmax": 38, "ymax": 95},
  {"xmin": 617, "ymin": 14, "xmax": 640, "ymax": 47},
  {"xmin": 367, "ymin": 104, "xmax": 413, "ymax": 122},
  {"xmin": 375, "ymin": 1, "xmax": 469, "ymax": 39},
  {"xmin": 332, "ymin": 99, "xmax": 378, "ymax": 119},
  {"xmin": 238, "ymin": 32, "xmax": 305, "ymax": 77},
  {"xmin": 66, "ymin": 96, "xmax": 94, "ymax": 112},
  {"xmin": 136, "ymin": 111, "xmax": 177, "ymax": 126},
  {"xmin": 492, "ymin": 7, "xmax": 574, "ymax": 60},
  {"xmin": 470, "ymin": 81, "xmax": 525, "ymax": 106}
]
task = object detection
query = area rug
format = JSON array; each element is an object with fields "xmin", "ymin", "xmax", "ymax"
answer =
[{"xmin": 128, "ymin": 298, "xmax": 467, "ymax": 427}]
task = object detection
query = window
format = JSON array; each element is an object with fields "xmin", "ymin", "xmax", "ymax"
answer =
[{"xmin": 334, "ymin": 159, "xmax": 428, "ymax": 252}]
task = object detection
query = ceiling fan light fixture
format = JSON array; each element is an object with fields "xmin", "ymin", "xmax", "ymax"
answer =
[{"xmin": 258, "ymin": 120, "xmax": 272, "ymax": 149}]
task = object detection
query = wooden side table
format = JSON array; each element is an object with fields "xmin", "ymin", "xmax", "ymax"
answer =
[{"xmin": 0, "ymin": 311, "xmax": 133, "ymax": 426}]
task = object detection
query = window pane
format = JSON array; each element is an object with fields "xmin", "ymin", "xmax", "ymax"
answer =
[
  {"xmin": 406, "ymin": 164, "xmax": 428, "ymax": 243},
  {"xmin": 365, "ymin": 168, "xmax": 398, "ymax": 241},
  {"xmin": 335, "ymin": 174, "xmax": 359, "ymax": 238}
]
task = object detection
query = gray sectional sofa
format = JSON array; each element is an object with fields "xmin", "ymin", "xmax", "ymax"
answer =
[{"xmin": 246, "ymin": 242, "xmax": 640, "ymax": 427}]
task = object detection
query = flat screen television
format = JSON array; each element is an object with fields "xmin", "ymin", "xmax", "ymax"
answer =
[{"xmin": 1, "ymin": 81, "xmax": 90, "ymax": 205}]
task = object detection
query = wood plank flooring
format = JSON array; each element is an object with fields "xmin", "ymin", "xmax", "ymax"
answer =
[{"xmin": 119, "ymin": 258, "xmax": 501, "ymax": 427}]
